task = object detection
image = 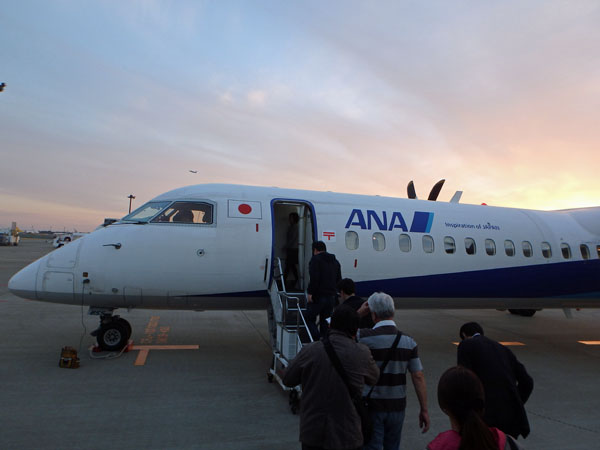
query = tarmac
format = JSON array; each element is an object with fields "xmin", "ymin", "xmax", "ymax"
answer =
[{"xmin": 1, "ymin": 239, "xmax": 600, "ymax": 449}]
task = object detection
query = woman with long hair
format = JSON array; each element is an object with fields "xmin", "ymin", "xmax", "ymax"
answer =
[{"xmin": 427, "ymin": 366, "xmax": 521, "ymax": 450}]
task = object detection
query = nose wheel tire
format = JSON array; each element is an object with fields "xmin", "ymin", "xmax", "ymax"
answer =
[
  {"xmin": 115, "ymin": 317, "xmax": 132, "ymax": 341},
  {"xmin": 97, "ymin": 321, "xmax": 129, "ymax": 351}
]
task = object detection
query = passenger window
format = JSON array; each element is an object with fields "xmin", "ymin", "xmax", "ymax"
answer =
[
  {"xmin": 504, "ymin": 240, "xmax": 515, "ymax": 257},
  {"xmin": 541, "ymin": 242, "xmax": 552, "ymax": 259},
  {"xmin": 345, "ymin": 231, "xmax": 359, "ymax": 250},
  {"xmin": 485, "ymin": 239, "xmax": 496, "ymax": 256},
  {"xmin": 522, "ymin": 241, "xmax": 533, "ymax": 257},
  {"xmin": 422, "ymin": 235, "xmax": 434, "ymax": 253},
  {"xmin": 372, "ymin": 232, "xmax": 385, "ymax": 251},
  {"xmin": 560, "ymin": 243, "xmax": 571, "ymax": 259},
  {"xmin": 444, "ymin": 236, "xmax": 456, "ymax": 254},
  {"xmin": 151, "ymin": 201, "xmax": 213, "ymax": 224},
  {"xmin": 465, "ymin": 238, "xmax": 476, "ymax": 255},
  {"xmin": 580, "ymin": 244, "xmax": 590, "ymax": 260},
  {"xmin": 399, "ymin": 234, "xmax": 411, "ymax": 252}
]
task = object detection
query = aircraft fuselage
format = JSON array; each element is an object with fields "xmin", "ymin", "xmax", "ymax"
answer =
[{"xmin": 9, "ymin": 184, "xmax": 600, "ymax": 311}]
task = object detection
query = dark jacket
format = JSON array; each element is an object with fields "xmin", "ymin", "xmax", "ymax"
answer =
[
  {"xmin": 283, "ymin": 330, "xmax": 379, "ymax": 449},
  {"xmin": 343, "ymin": 295, "xmax": 375, "ymax": 329},
  {"xmin": 307, "ymin": 251, "xmax": 342, "ymax": 300},
  {"xmin": 458, "ymin": 335, "xmax": 534, "ymax": 438}
]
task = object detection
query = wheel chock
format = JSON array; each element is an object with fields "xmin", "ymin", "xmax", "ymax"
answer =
[
  {"xmin": 91, "ymin": 344, "xmax": 103, "ymax": 353},
  {"xmin": 124, "ymin": 339, "xmax": 134, "ymax": 352}
]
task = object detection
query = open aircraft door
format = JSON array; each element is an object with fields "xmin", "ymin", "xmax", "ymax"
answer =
[
  {"xmin": 269, "ymin": 200, "xmax": 316, "ymax": 292},
  {"xmin": 267, "ymin": 200, "xmax": 317, "ymax": 407}
]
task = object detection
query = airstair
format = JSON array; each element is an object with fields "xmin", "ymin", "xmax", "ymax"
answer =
[{"xmin": 267, "ymin": 258, "xmax": 314, "ymax": 413}]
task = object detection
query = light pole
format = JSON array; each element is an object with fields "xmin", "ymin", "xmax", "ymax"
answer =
[{"xmin": 128, "ymin": 195, "xmax": 136, "ymax": 213}]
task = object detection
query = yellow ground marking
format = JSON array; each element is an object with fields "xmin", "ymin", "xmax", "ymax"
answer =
[
  {"xmin": 579, "ymin": 341, "xmax": 600, "ymax": 345},
  {"xmin": 132, "ymin": 345, "xmax": 199, "ymax": 366},
  {"xmin": 452, "ymin": 341, "xmax": 525, "ymax": 346},
  {"xmin": 140, "ymin": 315, "xmax": 161, "ymax": 344},
  {"xmin": 156, "ymin": 326, "xmax": 170, "ymax": 344}
]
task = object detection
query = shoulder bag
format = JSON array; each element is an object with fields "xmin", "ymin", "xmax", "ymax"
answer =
[{"xmin": 323, "ymin": 331, "xmax": 402, "ymax": 445}]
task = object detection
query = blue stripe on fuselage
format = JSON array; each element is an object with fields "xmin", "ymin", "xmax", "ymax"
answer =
[
  {"xmin": 355, "ymin": 259, "xmax": 600, "ymax": 298},
  {"xmin": 409, "ymin": 211, "xmax": 434, "ymax": 233},
  {"xmin": 425, "ymin": 213, "xmax": 434, "ymax": 233}
]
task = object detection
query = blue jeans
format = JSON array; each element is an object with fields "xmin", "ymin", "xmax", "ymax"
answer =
[{"xmin": 363, "ymin": 410, "xmax": 406, "ymax": 450}]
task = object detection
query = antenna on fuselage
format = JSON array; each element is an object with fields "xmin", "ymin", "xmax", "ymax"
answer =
[{"xmin": 450, "ymin": 191, "xmax": 463, "ymax": 203}]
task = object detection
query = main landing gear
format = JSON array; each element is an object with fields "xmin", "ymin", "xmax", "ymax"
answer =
[
  {"xmin": 90, "ymin": 308, "xmax": 132, "ymax": 351},
  {"xmin": 508, "ymin": 309, "xmax": 537, "ymax": 317}
]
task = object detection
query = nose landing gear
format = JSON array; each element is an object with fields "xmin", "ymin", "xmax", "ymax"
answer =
[
  {"xmin": 90, "ymin": 308, "xmax": 132, "ymax": 351},
  {"xmin": 96, "ymin": 317, "xmax": 131, "ymax": 351}
]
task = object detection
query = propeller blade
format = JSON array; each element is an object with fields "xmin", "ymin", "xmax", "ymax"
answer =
[
  {"xmin": 428, "ymin": 179, "xmax": 445, "ymax": 201},
  {"xmin": 407, "ymin": 181, "xmax": 417, "ymax": 199}
]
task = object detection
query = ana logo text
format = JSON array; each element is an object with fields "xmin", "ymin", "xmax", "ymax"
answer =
[{"xmin": 345, "ymin": 209, "xmax": 434, "ymax": 233}]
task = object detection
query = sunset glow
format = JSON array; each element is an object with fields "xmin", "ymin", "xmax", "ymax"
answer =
[{"xmin": 1, "ymin": 1, "xmax": 599, "ymax": 231}]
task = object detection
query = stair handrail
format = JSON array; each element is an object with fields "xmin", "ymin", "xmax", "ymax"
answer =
[
  {"xmin": 275, "ymin": 257, "xmax": 287, "ymax": 293},
  {"xmin": 295, "ymin": 296, "xmax": 314, "ymax": 344}
]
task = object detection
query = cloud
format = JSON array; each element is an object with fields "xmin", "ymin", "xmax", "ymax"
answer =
[
  {"xmin": 247, "ymin": 90, "xmax": 267, "ymax": 106},
  {"xmin": 2, "ymin": 1, "xmax": 599, "ymax": 231},
  {"xmin": 219, "ymin": 91, "xmax": 234, "ymax": 104}
]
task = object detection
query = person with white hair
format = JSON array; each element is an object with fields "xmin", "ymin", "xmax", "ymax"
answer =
[{"xmin": 358, "ymin": 292, "xmax": 430, "ymax": 450}]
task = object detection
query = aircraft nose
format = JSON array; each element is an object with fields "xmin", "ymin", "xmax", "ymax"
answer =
[{"xmin": 8, "ymin": 260, "xmax": 40, "ymax": 300}]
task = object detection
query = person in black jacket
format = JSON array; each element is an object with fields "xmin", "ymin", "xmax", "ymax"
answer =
[
  {"xmin": 306, "ymin": 241, "xmax": 342, "ymax": 340},
  {"xmin": 337, "ymin": 278, "xmax": 374, "ymax": 329},
  {"xmin": 457, "ymin": 322, "xmax": 534, "ymax": 439}
]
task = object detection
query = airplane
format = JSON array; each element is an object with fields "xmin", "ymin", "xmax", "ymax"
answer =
[{"xmin": 8, "ymin": 182, "xmax": 600, "ymax": 353}]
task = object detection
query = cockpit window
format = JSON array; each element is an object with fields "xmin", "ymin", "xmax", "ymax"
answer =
[
  {"xmin": 151, "ymin": 202, "xmax": 213, "ymax": 224},
  {"xmin": 121, "ymin": 201, "xmax": 171, "ymax": 223}
]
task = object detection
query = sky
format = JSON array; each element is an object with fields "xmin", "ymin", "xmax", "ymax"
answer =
[{"xmin": 1, "ymin": 1, "xmax": 599, "ymax": 232}]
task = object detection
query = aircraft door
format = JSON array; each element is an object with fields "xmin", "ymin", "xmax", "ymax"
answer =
[
  {"xmin": 297, "ymin": 205, "xmax": 315, "ymax": 291},
  {"xmin": 296, "ymin": 205, "xmax": 307, "ymax": 290},
  {"xmin": 271, "ymin": 201, "xmax": 315, "ymax": 293}
]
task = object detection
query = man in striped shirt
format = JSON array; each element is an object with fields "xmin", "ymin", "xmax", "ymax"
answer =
[{"xmin": 358, "ymin": 292, "xmax": 430, "ymax": 449}]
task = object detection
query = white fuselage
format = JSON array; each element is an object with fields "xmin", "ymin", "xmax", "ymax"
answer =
[{"xmin": 9, "ymin": 184, "xmax": 600, "ymax": 310}]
